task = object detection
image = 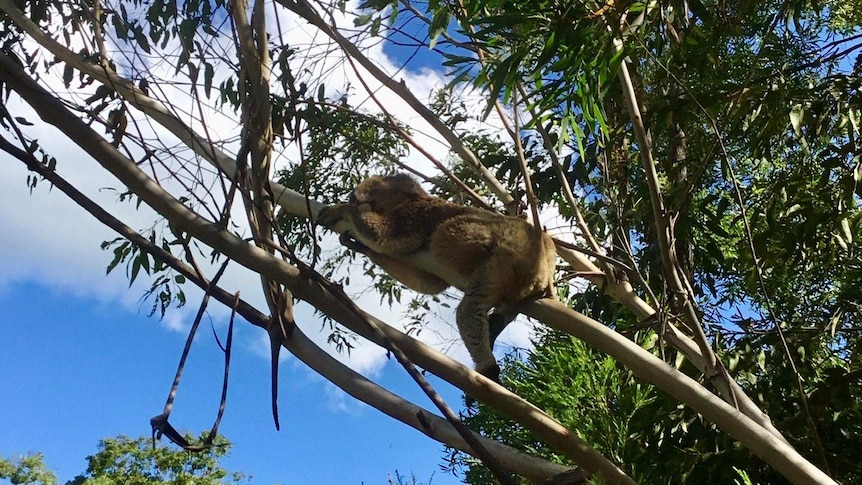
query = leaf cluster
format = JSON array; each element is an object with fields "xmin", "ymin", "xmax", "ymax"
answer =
[
  {"xmin": 0, "ymin": 434, "xmax": 245, "ymax": 485},
  {"xmin": 67, "ymin": 434, "xmax": 244, "ymax": 485}
]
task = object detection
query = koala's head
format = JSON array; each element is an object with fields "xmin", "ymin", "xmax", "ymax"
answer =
[{"xmin": 350, "ymin": 173, "xmax": 427, "ymax": 213}]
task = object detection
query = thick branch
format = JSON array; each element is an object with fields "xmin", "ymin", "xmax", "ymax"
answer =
[
  {"xmin": 612, "ymin": 40, "xmax": 718, "ymax": 372},
  {"xmin": 554, "ymin": 245, "xmax": 786, "ymax": 441},
  {"xmin": 609, "ymin": 37, "xmax": 788, "ymax": 441},
  {"xmin": 525, "ymin": 299, "xmax": 832, "ymax": 485}
]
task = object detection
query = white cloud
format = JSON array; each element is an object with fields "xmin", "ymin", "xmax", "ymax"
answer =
[{"xmin": 0, "ymin": 109, "xmax": 157, "ymax": 294}]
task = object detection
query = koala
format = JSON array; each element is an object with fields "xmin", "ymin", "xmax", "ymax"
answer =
[{"xmin": 318, "ymin": 173, "xmax": 556, "ymax": 382}]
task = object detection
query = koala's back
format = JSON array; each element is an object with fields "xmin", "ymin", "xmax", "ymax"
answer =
[
  {"xmin": 380, "ymin": 197, "xmax": 471, "ymax": 253},
  {"xmin": 430, "ymin": 208, "xmax": 555, "ymax": 302}
]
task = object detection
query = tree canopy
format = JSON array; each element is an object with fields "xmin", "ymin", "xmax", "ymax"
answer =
[
  {"xmin": 1, "ymin": 434, "xmax": 244, "ymax": 485},
  {"xmin": 1, "ymin": 0, "xmax": 860, "ymax": 483}
]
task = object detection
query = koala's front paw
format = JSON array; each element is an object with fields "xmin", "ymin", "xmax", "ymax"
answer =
[{"xmin": 317, "ymin": 204, "xmax": 348, "ymax": 228}]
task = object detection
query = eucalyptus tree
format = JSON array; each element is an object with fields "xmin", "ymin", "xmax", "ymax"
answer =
[{"xmin": 0, "ymin": 0, "xmax": 858, "ymax": 483}]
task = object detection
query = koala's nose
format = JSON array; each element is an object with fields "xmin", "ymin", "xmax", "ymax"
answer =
[{"xmin": 348, "ymin": 191, "xmax": 357, "ymax": 204}]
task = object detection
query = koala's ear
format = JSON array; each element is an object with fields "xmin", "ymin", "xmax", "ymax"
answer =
[{"xmin": 390, "ymin": 173, "xmax": 426, "ymax": 196}]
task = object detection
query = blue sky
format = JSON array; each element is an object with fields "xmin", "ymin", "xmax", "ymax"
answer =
[
  {"xmin": 0, "ymin": 277, "xmax": 467, "ymax": 484},
  {"xmin": 0, "ymin": 5, "xmax": 495, "ymax": 485}
]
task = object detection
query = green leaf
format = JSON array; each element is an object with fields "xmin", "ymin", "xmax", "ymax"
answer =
[
  {"xmin": 133, "ymin": 26, "xmax": 151, "ymax": 53},
  {"xmin": 106, "ymin": 242, "xmax": 129, "ymax": 275},
  {"xmin": 353, "ymin": 13, "xmax": 373, "ymax": 26},
  {"xmin": 130, "ymin": 256, "xmax": 141, "ymax": 285}
]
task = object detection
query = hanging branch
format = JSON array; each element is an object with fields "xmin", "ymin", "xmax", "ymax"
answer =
[
  {"xmin": 228, "ymin": 0, "xmax": 298, "ymax": 431},
  {"xmin": 149, "ymin": 258, "xmax": 235, "ymax": 451}
]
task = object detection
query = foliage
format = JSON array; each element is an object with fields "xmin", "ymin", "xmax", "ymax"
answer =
[
  {"xmin": 720, "ymin": 332, "xmax": 862, "ymax": 483},
  {"xmin": 448, "ymin": 328, "xmax": 655, "ymax": 484},
  {"xmin": 457, "ymin": 328, "xmax": 862, "ymax": 484},
  {"xmin": 66, "ymin": 434, "xmax": 246, "ymax": 485},
  {"xmin": 0, "ymin": 453, "xmax": 57, "ymax": 485},
  {"xmin": 387, "ymin": 470, "xmax": 435, "ymax": 485},
  {"xmin": 1, "ymin": 435, "xmax": 245, "ymax": 485},
  {"xmin": 621, "ymin": 329, "xmax": 862, "ymax": 484},
  {"xmin": 384, "ymin": 0, "xmax": 862, "ymax": 482}
]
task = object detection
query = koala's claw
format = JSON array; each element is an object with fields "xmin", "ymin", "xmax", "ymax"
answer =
[
  {"xmin": 339, "ymin": 232, "xmax": 370, "ymax": 254},
  {"xmin": 477, "ymin": 363, "xmax": 502, "ymax": 384}
]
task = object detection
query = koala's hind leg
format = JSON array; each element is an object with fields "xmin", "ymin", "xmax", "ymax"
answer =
[
  {"xmin": 456, "ymin": 268, "xmax": 501, "ymax": 382},
  {"xmin": 365, "ymin": 252, "xmax": 449, "ymax": 294},
  {"xmin": 488, "ymin": 312, "xmax": 517, "ymax": 350}
]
